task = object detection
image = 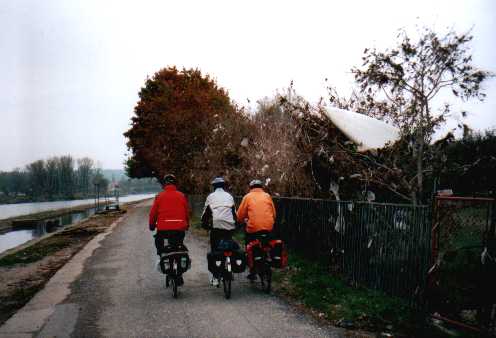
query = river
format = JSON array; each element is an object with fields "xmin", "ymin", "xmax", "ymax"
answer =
[
  {"xmin": 0, "ymin": 193, "xmax": 156, "ymax": 254},
  {"xmin": 0, "ymin": 193, "xmax": 156, "ymax": 220},
  {"xmin": 0, "ymin": 208, "xmax": 97, "ymax": 253}
]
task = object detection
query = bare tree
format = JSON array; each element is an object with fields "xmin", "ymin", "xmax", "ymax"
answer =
[
  {"xmin": 352, "ymin": 27, "xmax": 492, "ymax": 203},
  {"xmin": 249, "ymin": 93, "xmax": 316, "ymax": 197}
]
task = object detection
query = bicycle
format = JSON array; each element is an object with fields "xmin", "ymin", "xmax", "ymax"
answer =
[
  {"xmin": 160, "ymin": 244, "xmax": 190, "ymax": 298},
  {"xmin": 247, "ymin": 233, "xmax": 273, "ymax": 293},
  {"xmin": 208, "ymin": 239, "xmax": 246, "ymax": 299}
]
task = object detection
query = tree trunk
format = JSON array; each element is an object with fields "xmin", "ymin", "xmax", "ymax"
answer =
[
  {"xmin": 416, "ymin": 99, "xmax": 429, "ymax": 204},
  {"xmin": 417, "ymin": 133, "xmax": 424, "ymax": 203}
]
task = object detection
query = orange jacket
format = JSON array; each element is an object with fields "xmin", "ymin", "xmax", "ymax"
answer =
[
  {"xmin": 236, "ymin": 188, "xmax": 276, "ymax": 233},
  {"xmin": 149, "ymin": 185, "xmax": 190, "ymax": 231}
]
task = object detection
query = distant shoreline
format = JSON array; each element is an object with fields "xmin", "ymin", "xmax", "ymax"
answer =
[
  {"xmin": 0, "ymin": 195, "xmax": 93, "ymax": 205},
  {"xmin": 0, "ymin": 191, "xmax": 159, "ymax": 205},
  {"xmin": 0, "ymin": 203, "xmax": 97, "ymax": 232},
  {"xmin": 0, "ymin": 195, "xmax": 155, "ymax": 232}
]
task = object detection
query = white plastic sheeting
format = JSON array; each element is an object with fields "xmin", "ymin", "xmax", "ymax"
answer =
[{"xmin": 325, "ymin": 107, "xmax": 400, "ymax": 152}]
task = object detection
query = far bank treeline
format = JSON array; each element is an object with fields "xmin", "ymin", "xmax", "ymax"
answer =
[
  {"xmin": 125, "ymin": 28, "xmax": 495, "ymax": 204},
  {"xmin": 0, "ymin": 156, "xmax": 160, "ymax": 204}
]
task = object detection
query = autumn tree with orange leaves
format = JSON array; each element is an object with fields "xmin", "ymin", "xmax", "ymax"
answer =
[{"xmin": 124, "ymin": 67, "xmax": 241, "ymax": 192}]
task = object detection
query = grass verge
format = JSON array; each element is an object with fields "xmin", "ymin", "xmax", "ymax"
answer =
[
  {"xmin": 272, "ymin": 254, "xmax": 487, "ymax": 337},
  {"xmin": 272, "ymin": 253, "xmax": 428, "ymax": 337}
]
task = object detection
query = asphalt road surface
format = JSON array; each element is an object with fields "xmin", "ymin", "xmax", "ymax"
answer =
[{"xmin": 42, "ymin": 200, "xmax": 347, "ymax": 338}]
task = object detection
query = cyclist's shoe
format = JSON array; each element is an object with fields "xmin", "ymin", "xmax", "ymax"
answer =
[
  {"xmin": 247, "ymin": 273, "xmax": 257, "ymax": 282},
  {"xmin": 210, "ymin": 278, "xmax": 219, "ymax": 287},
  {"xmin": 177, "ymin": 276, "xmax": 184, "ymax": 286}
]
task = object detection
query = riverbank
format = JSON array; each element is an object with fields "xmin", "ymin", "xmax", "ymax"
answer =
[
  {"xmin": 0, "ymin": 194, "xmax": 104, "ymax": 205},
  {"xmin": 0, "ymin": 205, "xmax": 133, "ymax": 325},
  {"xmin": 0, "ymin": 191, "xmax": 159, "ymax": 205},
  {"xmin": 0, "ymin": 203, "xmax": 97, "ymax": 232},
  {"xmin": 0, "ymin": 193, "xmax": 156, "ymax": 226}
]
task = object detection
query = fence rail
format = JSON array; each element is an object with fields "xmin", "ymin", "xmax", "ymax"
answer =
[
  {"xmin": 190, "ymin": 193, "xmax": 496, "ymax": 333},
  {"xmin": 190, "ymin": 194, "xmax": 432, "ymax": 304},
  {"xmin": 430, "ymin": 196, "xmax": 496, "ymax": 334},
  {"xmin": 272, "ymin": 197, "xmax": 432, "ymax": 303}
]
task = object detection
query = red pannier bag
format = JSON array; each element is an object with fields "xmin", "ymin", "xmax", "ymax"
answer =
[
  {"xmin": 268, "ymin": 239, "xmax": 288, "ymax": 268},
  {"xmin": 246, "ymin": 239, "xmax": 262, "ymax": 270}
]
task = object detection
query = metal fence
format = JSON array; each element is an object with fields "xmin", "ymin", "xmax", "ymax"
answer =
[
  {"xmin": 190, "ymin": 193, "xmax": 496, "ymax": 334},
  {"xmin": 271, "ymin": 197, "xmax": 432, "ymax": 303},
  {"xmin": 429, "ymin": 196, "xmax": 496, "ymax": 334},
  {"xmin": 189, "ymin": 194, "xmax": 432, "ymax": 303}
]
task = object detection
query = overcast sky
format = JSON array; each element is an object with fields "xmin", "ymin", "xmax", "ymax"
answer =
[{"xmin": 0, "ymin": 0, "xmax": 495, "ymax": 171}]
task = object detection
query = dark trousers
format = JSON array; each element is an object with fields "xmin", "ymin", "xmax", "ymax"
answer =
[
  {"xmin": 245, "ymin": 230, "xmax": 272, "ymax": 246},
  {"xmin": 210, "ymin": 229, "xmax": 234, "ymax": 252},
  {"xmin": 154, "ymin": 230, "xmax": 186, "ymax": 255}
]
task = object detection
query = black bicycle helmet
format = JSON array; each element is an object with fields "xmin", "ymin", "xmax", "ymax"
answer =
[{"xmin": 163, "ymin": 174, "xmax": 177, "ymax": 185}]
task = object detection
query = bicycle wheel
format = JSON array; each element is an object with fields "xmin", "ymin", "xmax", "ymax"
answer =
[
  {"xmin": 223, "ymin": 276, "xmax": 232, "ymax": 299},
  {"xmin": 171, "ymin": 276, "xmax": 178, "ymax": 298},
  {"xmin": 260, "ymin": 268, "xmax": 271, "ymax": 293},
  {"xmin": 259, "ymin": 272, "xmax": 265, "ymax": 289},
  {"xmin": 265, "ymin": 268, "xmax": 272, "ymax": 293}
]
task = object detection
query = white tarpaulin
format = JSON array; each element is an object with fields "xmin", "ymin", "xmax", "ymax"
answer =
[{"xmin": 324, "ymin": 107, "xmax": 400, "ymax": 152}]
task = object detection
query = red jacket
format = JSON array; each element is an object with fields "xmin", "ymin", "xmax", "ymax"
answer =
[{"xmin": 149, "ymin": 185, "xmax": 190, "ymax": 231}]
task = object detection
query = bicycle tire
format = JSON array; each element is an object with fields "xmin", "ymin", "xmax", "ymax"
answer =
[
  {"xmin": 260, "ymin": 268, "xmax": 271, "ymax": 293},
  {"xmin": 265, "ymin": 268, "xmax": 272, "ymax": 294},
  {"xmin": 223, "ymin": 278, "xmax": 232, "ymax": 299},
  {"xmin": 171, "ymin": 277, "xmax": 178, "ymax": 298}
]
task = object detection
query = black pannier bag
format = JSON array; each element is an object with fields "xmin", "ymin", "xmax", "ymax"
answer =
[
  {"xmin": 230, "ymin": 250, "xmax": 246, "ymax": 273},
  {"xmin": 251, "ymin": 243, "xmax": 265, "ymax": 267},
  {"xmin": 160, "ymin": 248, "xmax": 190, "ymax": 274},
  {"xmin": 176, "ymin": 251, "xmax": 191, "ymax": 274},
  {"xmin": 207, "ymin": 251, "xmax": 224, "ymax": 276},
  {"xmin": 207, "ymin": 250, "xmax": 247, "ymax": 274}
]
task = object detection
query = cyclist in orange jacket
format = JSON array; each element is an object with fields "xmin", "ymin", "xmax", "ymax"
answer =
[{"xmin": 236, "ymin": 179, "xmax": 276, "ymax": 280}]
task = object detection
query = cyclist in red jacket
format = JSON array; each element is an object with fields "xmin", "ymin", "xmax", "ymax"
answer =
[{"xmin": 149, "ymin": 174, "xmax": 190, "ymax": 254}]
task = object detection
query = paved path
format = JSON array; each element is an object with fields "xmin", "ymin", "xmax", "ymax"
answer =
[{"xmin": 1, "ymin": 200, "xmax": 347, "ymax": 338}]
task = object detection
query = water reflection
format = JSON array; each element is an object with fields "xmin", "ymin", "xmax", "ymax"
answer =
[
  {"xmin": 0, "ymin": 230, "xmax": 34, "ymax": 253},
  {"xmin": 0, "ymin": 193, "xmax": 155, "ymax": 220},
  {"xmin": 0, "ymin": 208, "xmax": 96, "ymax": 254}
]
